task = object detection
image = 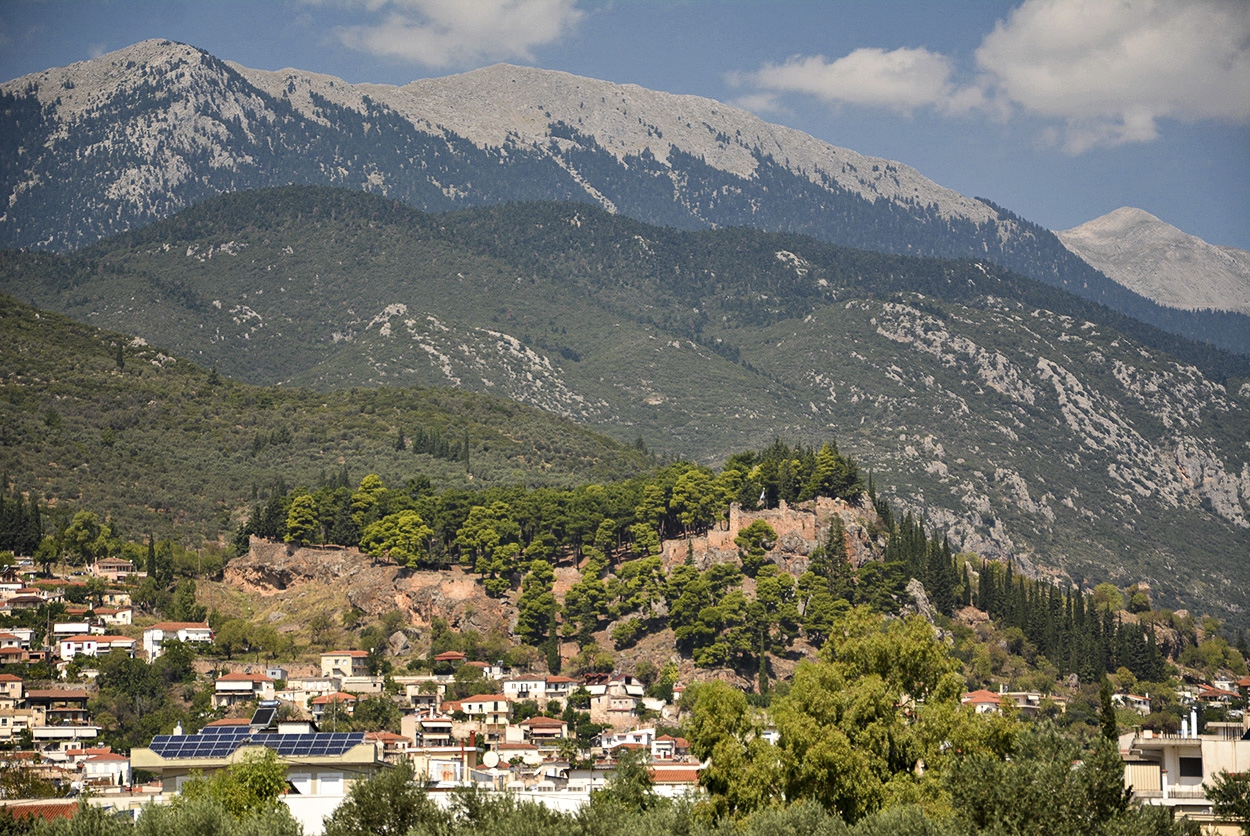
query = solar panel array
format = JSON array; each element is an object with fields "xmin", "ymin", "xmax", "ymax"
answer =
[
  {"xmin": 257, "ymin": 733, "xmax": 364, "ymax": 758},
  {"xmin": 147, "ymin": 728, "xmax": 365, "ymax": 760}
]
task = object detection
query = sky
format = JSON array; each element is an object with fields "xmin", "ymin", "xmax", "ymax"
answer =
[{"xmin": 2, "ymin": 0, "xmax": 1247, "ymax": 250}]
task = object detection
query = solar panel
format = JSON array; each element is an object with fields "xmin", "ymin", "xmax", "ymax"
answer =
[
  {"xmin": 250, "ymin": 707, "xmax": 278, "ymax": 728},
  {"xmin": 150, "ymin": 729, "xmax": 367, "ymax": 760}
]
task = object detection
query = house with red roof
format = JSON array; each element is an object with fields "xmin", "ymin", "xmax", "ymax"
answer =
[
  {"xmin": 1113, "ymin": 692, "xmax": 1152, "ymax": 715},
  {"xmin": 143, "ymin": 621, "xmax": 213, "ymax": 661},
  {"xmin": 365, "ymin": 731, "xmax": 412, "ymax": 763},
  {"xmin": 516, "ymin": 715, "xmax": 568, "ymax": 747},
  {"xmin": 311, "ymin": 691, "xmax": 358, "ymax": 723},
  {"xmin": 57, "ymin": 635, "xmax": 135, "ymax": 662},
  {"xmin": 212, "ymin": 672, "xmax": 275, "ymax": 709},
  {"xmin": 81, "ymin": 751, "xmax": 131, "ymax": 788},
  {"xmin": 93, "ymin": 607, "xmax": 132, "ymax": 628},
  {"xmin": 651, "ymin": 734, "xmax": 692, "ymax": 760},
  {"xmin": 961, "ymin": 689, "xmax": 1003, "ymax": 714},
  {"xmin": 649, "ymin": 763, "xmax": 704, "ymax": 797},
  {"xmin": 0, "ymin": 800, "xmax": 80, "ymax": 825},
  {"xmin": 1196, "ymin": 684, "xmax": 1240, "ymax": 709},
  {"xmin": 458, "ymin": 694, "xmax": 512, "ymax": 742},
  {"xmin": 0, "ymin": 674, "xmax": 23, "ymax": 706}
]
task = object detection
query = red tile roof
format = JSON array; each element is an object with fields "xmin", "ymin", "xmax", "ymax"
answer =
[
  {"xmin": 3, "ymin": 801, "xmax": 79, "ymax": 822},
  {"xmin": 26, "ymin": 689, "xmax": 90, "ymax": 700},
  {"xmin": 365, "ymin": 731, "xmax": 411, "ymax": 743},
  {"xmin": 649, "ymin": 768, "xmax": 700, "ymax": 784},
  {"xmin": 460, "ymin": 694, "xmax": 511, "ymax": 705},
  {"xmin": 312, "ymin": 691, "xmax": 358, "ymax": 705}
]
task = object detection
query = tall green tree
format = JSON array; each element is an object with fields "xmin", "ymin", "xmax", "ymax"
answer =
[
  {"xmin": 283, "ymin": 493, "xmax": 320, "ymax": 546},
  {"xmin": 360, "ymin": 510, "xmax": 434, "ymax": 567},
  {"xmin": 516, "ymin": 559, "xmax": 557, "ymax": 648},
  {"xmin": 735, "ymin": 519, "xmax": 777, "ymax": 577}
]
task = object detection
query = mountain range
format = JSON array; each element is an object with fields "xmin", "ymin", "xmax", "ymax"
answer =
[
  {"xmin": 2, "ymin": 39, "xmax": 1247, "ymax": 355},
  {"xmin": 2, "ymin": 186, "xmax": 1247, "ymax": 628}
]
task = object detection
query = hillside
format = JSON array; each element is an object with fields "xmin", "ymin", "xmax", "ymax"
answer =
[
  {"xmin": 0, "ymin": 291, "xmax": 652, "ymax": 542},
  {"xmin": 2, "ymin": 39, "xmax": 1246, "ymax": 355},
  {"xmin": 2, "ymin": 187, "xmax": 1248, "ymax": 628}
]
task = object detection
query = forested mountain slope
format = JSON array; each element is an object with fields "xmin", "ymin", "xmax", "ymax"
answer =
[
  {"xmin": 0, "ymin": 291, "xmax": 651, "ymax": 542},
  {"xmin": 2, "ymin": 39, "xmax": 1245, "ymax": 354},
  {"xmin": 2, "ymin": 186, "xmax": 1247, "ymax": 627}
]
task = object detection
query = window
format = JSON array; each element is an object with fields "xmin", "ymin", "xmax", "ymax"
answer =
[
  {"xmin": 288, "ymin": 772, "xmax": 311, "ymax": 795},
  {"xmin": 319, "ymin": 772, "xmax": 343, "ymax": 796},
  {"xmin": 1179, "ymin": 757, "xmax": 1203, "ymax": 778}
]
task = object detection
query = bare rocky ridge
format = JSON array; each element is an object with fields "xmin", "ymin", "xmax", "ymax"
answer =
[
  {"xmin": 1057, "ymin": 208, "xmax": 1250, "ymax": 315},
  {"xmin": 234, "ymin": 62, "xmax": 995, "ymax": 225}
]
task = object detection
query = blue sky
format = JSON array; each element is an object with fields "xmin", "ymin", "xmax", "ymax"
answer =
[{"xmin": 2, "ymin": 0, "xmax": 1247, "ymax": 249}]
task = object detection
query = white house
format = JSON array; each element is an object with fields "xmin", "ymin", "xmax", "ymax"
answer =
[
  {"xmin": 1122, "ymin": 718, "xmax": 1250, "ymax": 831},
  {"xmin": 81, "ymin": 752, "xmax": 131, "ymax": 788},
  {"xmin": 142, "ymin": 622, "xmax": 213, "ymax": 661},
  {"xmin": 57, "ymin": 635, "xmax": 135, "ymax": 662}
]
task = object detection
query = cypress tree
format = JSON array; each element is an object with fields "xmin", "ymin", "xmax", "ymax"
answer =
[
  {"xmin": 1099, "ymin": 676, "xmax": 1118, "ymax": 741},
  {"xmin": 146, "ymin": 534, "xmax": 157, "ymax": 579}
]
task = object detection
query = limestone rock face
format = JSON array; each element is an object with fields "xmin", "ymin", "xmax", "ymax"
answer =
[{"xmin": 225, "ymin": 538, "xmax": 510, "ymax": 635}]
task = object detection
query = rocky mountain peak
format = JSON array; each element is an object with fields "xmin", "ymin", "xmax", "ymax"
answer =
[{"xmin": 1057, "ymin": 207, "xmax": 1250, "ymax": 315}]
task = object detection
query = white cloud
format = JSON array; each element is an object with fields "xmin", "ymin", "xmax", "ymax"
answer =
[
  {"xmin": 738, "ymin": 0, "xmax": 1250, "ymax": 153},
  {"xmin": 976, "ymin": 0, "xmax": 1250, "ymax": 152},
  {"xmin": 743, "ymin": 47, "xmax": 983, "ymax": 116},
  {"xmin": 334, "ymin": 0, "xmax": 584, "ymax": 68}
]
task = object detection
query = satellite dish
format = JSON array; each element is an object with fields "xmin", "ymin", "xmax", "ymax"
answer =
[
  {"xmin": 523, "ymin": 751, "xmax": 542, "ymax": 765},
  {"xmin": 482, "ymin": 751, "xmax": 500, "ymax": 768}
]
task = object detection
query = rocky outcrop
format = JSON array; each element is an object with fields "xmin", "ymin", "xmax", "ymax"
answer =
[{"xmin": 225, "ymin": 538, "xmax": 510, "ymax": 635}]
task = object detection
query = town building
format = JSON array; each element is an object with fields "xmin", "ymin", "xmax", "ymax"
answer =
[
  {"xmin": 212, "ymin": 672, "xmax": 276, "ymax": 709},
  {"xmin": 320, "ymin": 650, "xmax": 369, "ymax": 679},
  {"xmin": 131, "ymin": 708, "xmax": 387, "ymax": 836},
  {"xmin": 142, "ymin": 622, "xmax": 214, "ymax": 661}
]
